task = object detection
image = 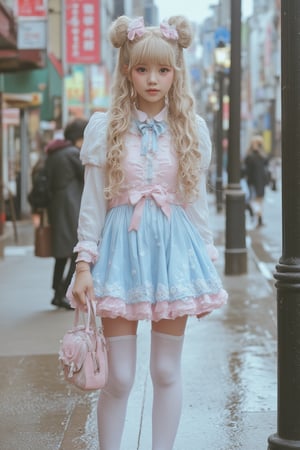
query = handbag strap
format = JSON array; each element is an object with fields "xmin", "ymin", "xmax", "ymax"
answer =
[
  {"xmin": 73, "ymin": 298, "xmax": 101, "ymax": 333},
  {"xmin": 86, "ymin": 299, "xmax": 98, "ymax": 332}
]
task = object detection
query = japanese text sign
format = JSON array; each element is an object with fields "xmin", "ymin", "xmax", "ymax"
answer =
[{"xmin": 66, "ymin": 0, "xmax": 100, "ymax": 64}]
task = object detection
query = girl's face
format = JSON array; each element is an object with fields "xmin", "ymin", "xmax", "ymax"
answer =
[{"xmin": 130, "ymin": 63, "xmax": 174, "ymax": 116}]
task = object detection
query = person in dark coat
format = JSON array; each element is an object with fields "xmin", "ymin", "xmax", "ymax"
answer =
[
  {"xmin": 244, "ymin": 135, "xmax": 269, "ymax": 228},
  {"xmin": 45, "ymin": 118, "xmax": 88, "ymax": 309}
]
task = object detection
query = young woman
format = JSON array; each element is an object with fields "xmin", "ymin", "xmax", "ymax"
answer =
[{"xmin": 69, "ymin": 15, "xmax": 228, "ymax": 449}]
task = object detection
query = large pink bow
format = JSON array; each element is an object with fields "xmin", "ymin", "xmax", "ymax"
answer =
[
  {"xmin": 128, "ymin": 185, "xmax": 172, "ymax": 231},
  {"xmin": 160, "ymin": 21, "xmax": 179, "ymax": 40},
  {"xmin": 127, "ymin": 17, "xmax": 146, "ymax": 41}
]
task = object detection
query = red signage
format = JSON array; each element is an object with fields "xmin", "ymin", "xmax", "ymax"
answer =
[
  {"xmin": 16, "ymin": 0, "xmax": 47, "ymax": 17},
  {"xmin": 66, "ymin": 0, "xmax": 100, "ymax": 65}
]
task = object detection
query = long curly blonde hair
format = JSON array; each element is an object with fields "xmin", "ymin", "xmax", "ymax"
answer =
[{"xmin": 105, "ymin": 15, "xmax": 201, "ymax": 202}]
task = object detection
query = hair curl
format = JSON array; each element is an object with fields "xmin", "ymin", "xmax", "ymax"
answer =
[{"xmin": 105, "ymin": 15, "xmax": 201, "ymax": 202}]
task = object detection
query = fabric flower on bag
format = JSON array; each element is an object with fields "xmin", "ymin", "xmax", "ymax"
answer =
[
  {"xmin": 59, "ymin": 329, "xmax": 90, "ymax": 377},
  {"xmin": 128, "ymin": 17, "xmax": 146, "ymax": 40}
]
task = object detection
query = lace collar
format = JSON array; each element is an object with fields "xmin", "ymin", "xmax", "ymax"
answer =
[{"xmin": 132, "ymin": 104, "xmax": 168, "ymax": 123}]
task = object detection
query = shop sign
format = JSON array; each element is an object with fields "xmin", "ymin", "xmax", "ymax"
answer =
[
  {"xmin": 17, "ymin": 19, "xmax": 47, "ymax": 49},
  {"xmin": 214, "ymin": 27, "xmax": 230, "ymax": 46},
  {"xmin": 3, "ymin": 92, "xmax": 42, "ymax": 108},
  {"xmin": 16, "ymin": 0, "xmax": 47, "ymax": 18},
  {"xmin": 65, "ymin": 65, "xmax": 84, "ymax": 106},
  {"xmin": 65, "ymin": 0, "xmax": 100, "ymax": 64},
  {"xmin": 90, "ymin": 65, "xmax": 109, "ymax": 109},
  {"xmin": 3, "ymin": 108, "xmax": 19, "ymax": 126}
]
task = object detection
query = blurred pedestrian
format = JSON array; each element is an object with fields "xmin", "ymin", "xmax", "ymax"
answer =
[
  {"xmin": 240, "ymin": 163, "xmax": 254, "ymax": 220},
  {"xmin": 28, "ymin": 137, "xmax": 51, "ymax": 228},
  {"xmin": 69, "ymin": 15, "xmax": 227, "ymax": 449},
  {"xmin": 45, "ymin": 118, "xmax": 88, "ymax": 309},
  {"xmin": 244, "ymin": 135, "xmax": 269, "ymax": 228},
  {"xmin": 268, "ymin": 155, "xmax": 281, "ymax": 191}
]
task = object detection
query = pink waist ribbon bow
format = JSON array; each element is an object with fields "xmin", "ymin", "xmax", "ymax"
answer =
[{"xmin": 109, "ymin": 185, "xmax": 180, "ymax": 232}]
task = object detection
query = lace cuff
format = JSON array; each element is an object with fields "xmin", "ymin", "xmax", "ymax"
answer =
[{"xmin": 73, "ymin": 241, "xmax": 99, "ymax": 264}]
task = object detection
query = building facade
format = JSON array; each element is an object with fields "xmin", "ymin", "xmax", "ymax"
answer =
[
  {"xmin": 199, "ymin": 0, "xmax": 281, "ymax": 163},
  {"xmin": 0, "ymin": 0, "xmax": 153, "ymax": 225}
]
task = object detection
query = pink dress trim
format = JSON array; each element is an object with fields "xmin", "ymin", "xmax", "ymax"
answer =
[{"xmin": 67, "ymin": 284, "xmax": 228, "ymax": 322}]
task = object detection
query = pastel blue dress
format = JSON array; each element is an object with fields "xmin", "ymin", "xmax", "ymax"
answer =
[{"xmin": 68, "ymin": 107, "xmax": 228, "ymax": 321}]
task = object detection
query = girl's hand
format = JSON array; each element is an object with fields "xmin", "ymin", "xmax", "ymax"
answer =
[{"xmin": 72, "ymin": 262, "xmax": 95, "ymax": 309}]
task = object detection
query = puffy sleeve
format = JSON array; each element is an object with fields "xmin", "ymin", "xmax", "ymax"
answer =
[
  {"xmin": 185, "ymin": 116, "xmax": 218, "ymax": 261},
  {"xmin": 73, "ymin": 112, "xmax": 108, "ymax": 263},
  {"xmin": 80, "ymin": 112, "xmax": 108, "ymax": 167}
]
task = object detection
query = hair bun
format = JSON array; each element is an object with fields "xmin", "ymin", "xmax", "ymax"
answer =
[
  {"xmin": 109, "ymin": 16, "xmax": 131, "ymax": 48},
  {"xmin": 167, "ymin": 16, "xmax": 193, "ymax": 48}
]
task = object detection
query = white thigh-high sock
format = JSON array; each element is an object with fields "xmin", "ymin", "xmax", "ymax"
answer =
[
  {"xmin": 150, "ymin": 331, "xmax": 185, "ymax": 450},
  {"xmin": 97, "ymin": 335, "xmax": 137, "ymax": 450}
]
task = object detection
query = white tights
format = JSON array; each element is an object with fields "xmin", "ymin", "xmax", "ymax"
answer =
[
  {"xmin": 150, "ymin": 331, "xmax": 184, "ymax": 450},
  {"xmin": 97, "ymin": 331, "xmax": 184, "ymax": 450},
  {"xmin": 97, "ymin": 335, "xmax": 137, "ymax": 450}
]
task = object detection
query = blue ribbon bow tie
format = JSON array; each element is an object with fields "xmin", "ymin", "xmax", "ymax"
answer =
[{"xmin": 135, "ymin": 119, "xmax": 166, "ymax": 155}]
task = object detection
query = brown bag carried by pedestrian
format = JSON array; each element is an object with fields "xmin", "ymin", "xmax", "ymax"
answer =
[{"xmin": 34, "ymin": 211, "xmax": 52, "ymax": 257}]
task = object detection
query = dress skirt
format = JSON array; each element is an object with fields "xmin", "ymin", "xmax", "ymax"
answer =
[{"xmin": 87, "ymin": 200, "xmax": 227, "ymax": 321}]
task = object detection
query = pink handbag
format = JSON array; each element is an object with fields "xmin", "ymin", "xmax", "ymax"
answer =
[{"xmin": 59, "ymin": 299, "xmax": 108, "ymax": 391}]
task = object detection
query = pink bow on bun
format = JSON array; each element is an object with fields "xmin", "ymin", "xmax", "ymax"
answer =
[
  {"xmin": 128, "ymin": 17, "xmax": 146, "ymax": 41},
  {"xmin": 160, "ymin": 21, "xmax": 179, "ymax": 40}
]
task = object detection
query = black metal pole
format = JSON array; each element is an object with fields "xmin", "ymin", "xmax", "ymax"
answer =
[
  {"xmin": 224, "ymin": 0, "xmax": 247, "ymax": 275},
  {"xmin": 268, "ymin": 1, "xmax": 300, "ymax": 449},
  {"xmin": 216, "ymin": 70, "xmax": 224, "ymax": 213}
]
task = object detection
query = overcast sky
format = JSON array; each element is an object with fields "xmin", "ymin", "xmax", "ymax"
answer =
[{"xmin": 157, "ymin": 0, "xmax": 253, "ymax": 23}]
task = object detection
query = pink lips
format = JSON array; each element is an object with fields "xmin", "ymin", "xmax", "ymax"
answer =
[{"xmin": 146, "ymin": 89, "xmax": 159, "ymax": 94}]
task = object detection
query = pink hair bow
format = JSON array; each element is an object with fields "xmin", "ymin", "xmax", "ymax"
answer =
[
  {"xmin": 160, "ymin": 21, "xmax": 178, "ymax": 40},
  {"xmin": 128, "ymin": 17, "xmax": 146, "ymax": 41}
]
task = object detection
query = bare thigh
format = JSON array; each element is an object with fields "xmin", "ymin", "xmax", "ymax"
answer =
[
  {"xmin": 152, "ymin": 316, "xmax": 188, "ymax": 336},
  {"xmin": 102, "ymin": 316, "xmax": 188, "ymax": 338},
  {"xmin": 102, "ymin": 317, "xmax": 138, "ymax": 338}
]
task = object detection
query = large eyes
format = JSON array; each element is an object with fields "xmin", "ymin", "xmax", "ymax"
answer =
[
  {"xmin": 133, "ymin": 66, "xmax": 172, "ymax": 74},
  {"xmin": 160, "ymin": 67, "xmax": 172, "ymax": 74}
]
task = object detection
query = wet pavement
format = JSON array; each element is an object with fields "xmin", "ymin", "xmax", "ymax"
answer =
[{"xmin": 0, "ymin": 192, "xmax": 278, "ymax": 450}]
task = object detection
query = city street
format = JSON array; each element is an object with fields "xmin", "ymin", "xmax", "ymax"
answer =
[{"xmin": 0, "ymin": 187, "xmax": 280, "ymax": 450}]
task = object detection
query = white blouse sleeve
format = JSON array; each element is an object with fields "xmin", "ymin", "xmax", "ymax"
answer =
[
  {"xmin": 73, "ymin": 112, "xmax": 108, "ymax": 263},
  {"xmin": 80, "ymin": 111, "xmax": 108, "ymax": 166},
  {"xmin": 185, "ymin": 116, "xmax": 218, "ymax": 261}
]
